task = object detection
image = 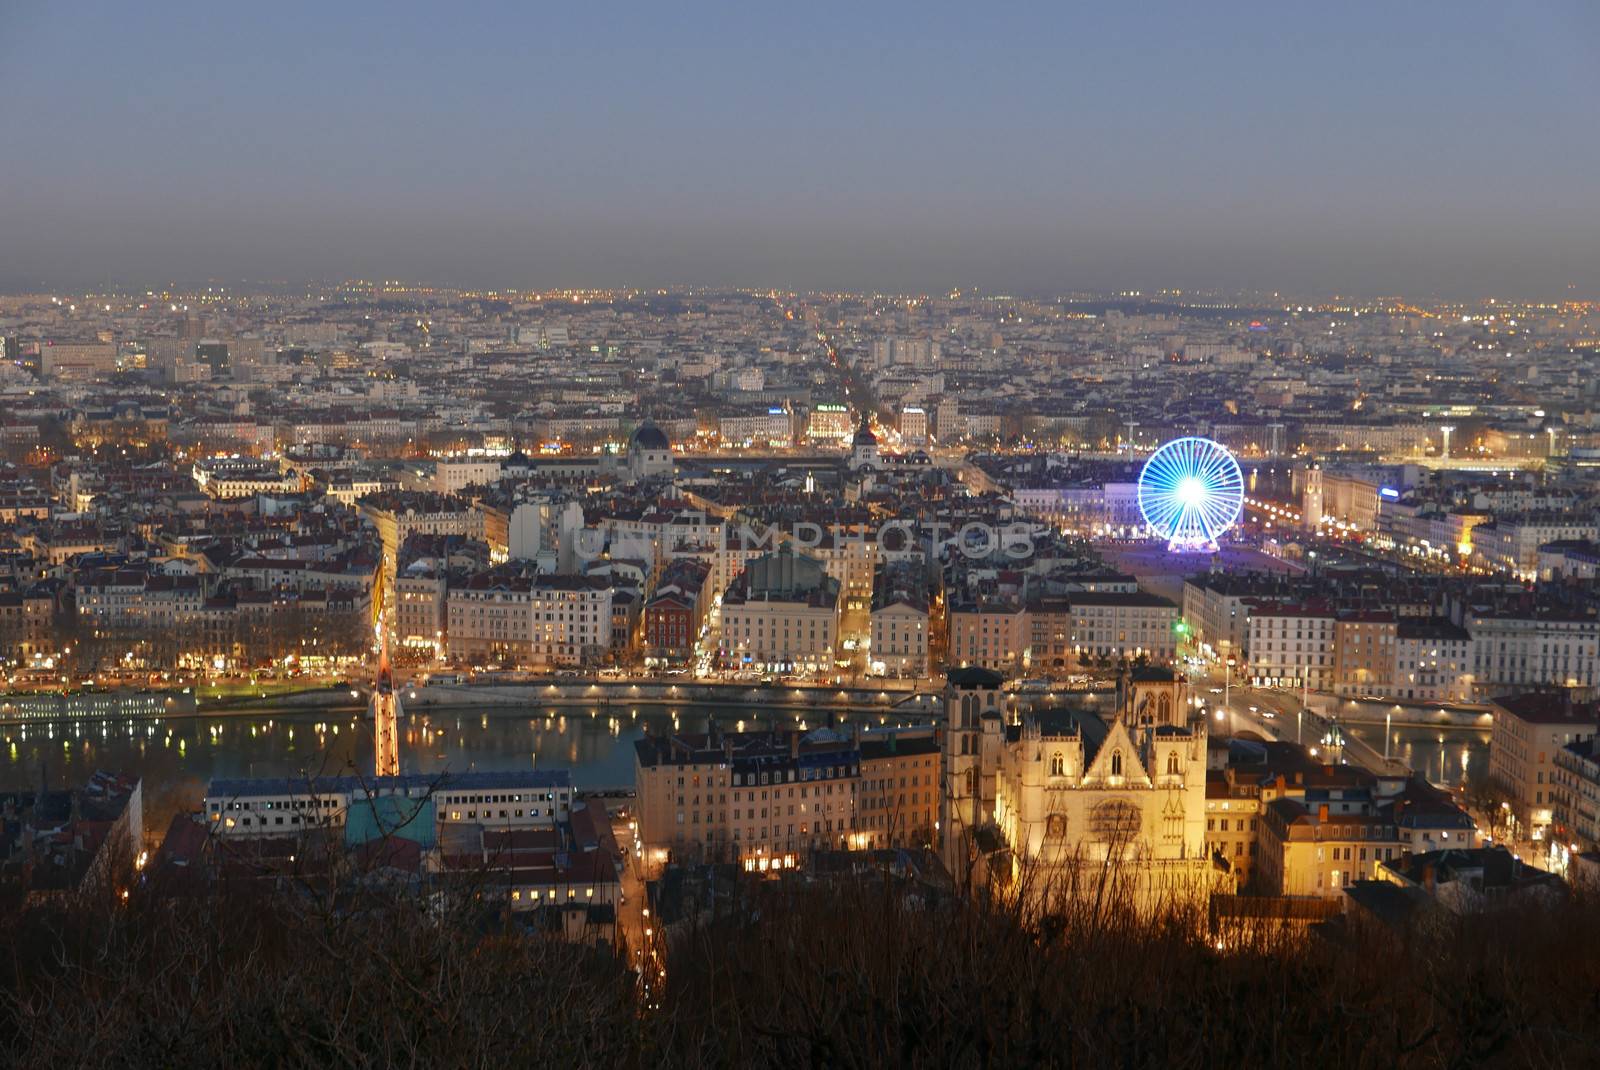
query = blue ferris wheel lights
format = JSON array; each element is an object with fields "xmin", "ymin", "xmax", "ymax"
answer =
[{"xmin": 1136, "ymin": 437, "xmax": 1245, "ymax": 552}]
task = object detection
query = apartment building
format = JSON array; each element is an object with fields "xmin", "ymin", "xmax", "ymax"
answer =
[
  {"xmin": 1474, "ymin": 514, "xmax": 1600, "ymax": 578},
  {"xmin": 805, "ymin": 403, "xmax": 853, "ymax": 442},
  {"xmin": 717, "ymin": 408, "xmax": 793, "ymax": 448},
  {"xmin": 1393, "ymin": 618, "xmax": 1473, "ymax": 702},
  {"xmin": 1332, "ymin": 611, "xmax": 1397, "ymax": 697},
  {"xmin": 1024, "ymin": 595, "xmax": 1074, "ymax": 671},
  {"xmin": 1256, "ymin": 784, "xmax": 1403, "ymax": 898},
  {"xmin": 74, "ymin": 569, "xmax": 205, "ymax": 627},
  {"xmin": 718, "ymin": 548, "xmax": 840, "ymax": 674},
  {"xmin": 1066, "ymin": 589, "xmax": 1180, "ymax": 663},
  {"xmin": 856, "ymin": 733, "xmax": 941, "ymax": 849},
  {"xmin": 396, "ymin": 567, "xmax": 447, "ymax": 650},
  {"xmin": 947, "ymin": 597, "xmax": 1024, "ymax": 673},
  {"xmin": 643, "ymin": 559, "xmax": 713, "ymax": 665},
  {"xmin": 1463, "ymin": 603, "xmax": 1600, "ymax": 696},
  {"xmin": 630, "ymin": 726, "xmax": 870, "ymax": 870},
  {"xmin": 1204, "ymin": 769, "xmax": 1262, "ymax": 892},
  {"xmin": 868, "ymin": 561, "xmax": 929, "ymax": 678},
  {"xmin": 0, "ymin": 586, "xmax": 56, "ymax": 663},
  {"xmin": 433, "ymin": 457, "xmax": 505, "ymax": 494},
  {"xmin": 1182, "ymin": 574, "xmax": 1295, "ymax": 660},
  {"xmin": 1553, "ymin": 736, "xmax": 1600, "ymax": 846},
  {"xmin": 39, "ymin": 340, "xmax": 117, "ymax": 378},
  {"xmin": 446, "ymin": 572, "xmax": 614, "ymax": 667},
  {"xmin": 393, "ymin": 534, "xmax": 490, "ymax": 651},
  {"xmin": 809, "ymin": 530, "xmax": 878, "ymax": 612},
  {"xmin": 898, "ymin": 405, "xmax": 928, "ymax": 444},
  {"xmin": 1490, "ymin": 692, "xmax": 1600, "ymax": 839},
  {"xmin": 1247, "ymin": 603, "xmax": 1337, "ymax": 691}
]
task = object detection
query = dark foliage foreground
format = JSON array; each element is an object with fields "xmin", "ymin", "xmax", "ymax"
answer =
[{"xmin": 2, "ymin": 876, "xmax": 1600, "ymax": 1068}]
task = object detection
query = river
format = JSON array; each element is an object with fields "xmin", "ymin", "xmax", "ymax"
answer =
[
  {"xmin": 1245, "ymin": 464, "xmax": 1300, "ymax": 502},
  {"xmin": 1345, "ymin": 722, "xmax": 1490, "ymax": 788},
  {"xmin": 2, "ymin": 699, "xmax": 1490, "ymax": 834},
  {"xmin": 0, "ymin": 703, "xmax": 927, "ymax": 807}
]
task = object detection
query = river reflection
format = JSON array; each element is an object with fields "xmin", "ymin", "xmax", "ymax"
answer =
[
  {"xmin": 3, "ymin": 704, "xmax": 1491, "ymax": 817},
  {"xmin": 1345, "ymin": 723, "xmax": 1489, "ymax": 788},
  {"xmin": 0, "ymin": 703, "xmax": 928, "ymax": 800}
]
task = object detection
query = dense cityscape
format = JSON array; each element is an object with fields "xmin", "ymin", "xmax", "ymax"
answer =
[
  {"xmin": 3, "ymin": 289, "xmax": 1599, "ymax": 913},
  {"xmin": 6, "ymin": 3, "xmax": 1600, "ymax": 1066}
]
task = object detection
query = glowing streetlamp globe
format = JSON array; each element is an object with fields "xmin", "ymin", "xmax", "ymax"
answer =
[{"xmin": 1137, "ymin": 437, "xmax": 1244, "ymax": 552}]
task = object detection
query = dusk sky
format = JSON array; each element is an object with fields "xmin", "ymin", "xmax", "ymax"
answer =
[{"xmin": 3, "ymin": 1, "xmax": 1599, "ymax": 297}]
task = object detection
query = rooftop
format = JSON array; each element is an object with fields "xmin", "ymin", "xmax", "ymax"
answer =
[{"xmin": 1494, "ymin": 692, "xmax": 1600, "ymax": 726}]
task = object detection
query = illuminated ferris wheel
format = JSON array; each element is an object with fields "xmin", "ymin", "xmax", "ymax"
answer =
[{"xmin": 1136, "ymin": 437, "xmax": 1244, "ymax": 552}]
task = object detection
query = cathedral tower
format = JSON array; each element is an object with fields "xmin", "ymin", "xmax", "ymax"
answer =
[{"xmin": 943, "ymin": 666, "xmax": 1004, "ymax": 881}]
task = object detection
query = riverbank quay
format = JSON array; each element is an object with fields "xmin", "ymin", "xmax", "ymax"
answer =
[{"xmin": 1, "ymin": 677, "xmax": 946, "ymax": 725}]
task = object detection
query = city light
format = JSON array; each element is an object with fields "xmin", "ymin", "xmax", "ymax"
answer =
[{"xmin": 2, "ymin": 26, "xmax": 1593, "ymax": 1045}]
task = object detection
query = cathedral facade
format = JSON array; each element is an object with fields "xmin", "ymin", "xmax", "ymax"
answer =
[{"xmin": 944, "ymin": 667, "xmax": 1214, "ymax": 914}]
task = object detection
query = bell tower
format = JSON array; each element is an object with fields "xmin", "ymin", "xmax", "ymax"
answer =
[
  {"xmin": 942, "ymin": 666, "xmax": 1004, "ymax": 882},
  {"xmin": 1117, "ymin": 666, "xmax": 1190, "ymax": 730}
]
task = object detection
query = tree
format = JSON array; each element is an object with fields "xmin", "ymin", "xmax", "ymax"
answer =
[{"xmin": 1460, "ymin": 768, "xmax": 1516, "ymax": 842}]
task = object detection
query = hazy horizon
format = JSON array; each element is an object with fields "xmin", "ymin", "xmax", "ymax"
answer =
[{"xmin": 4, "ymin": 2, "xmax": 1599, "ymax": 299}]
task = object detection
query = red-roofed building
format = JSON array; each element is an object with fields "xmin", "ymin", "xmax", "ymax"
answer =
[{"xmin": 643, "ymin": 558, "xmax": 712, "ymax": 666}]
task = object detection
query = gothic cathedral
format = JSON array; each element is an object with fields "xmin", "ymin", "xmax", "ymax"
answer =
[{"xmin": 943, "ymin": 666, "xmax": 1215, "ymax": 914}]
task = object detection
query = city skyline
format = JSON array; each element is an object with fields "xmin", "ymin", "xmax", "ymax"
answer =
[
  {"xmin": 4, "ymin": 2, "xmax": 1600, "ymax": 298},
  {"xmin": 6, "ymin": 7, "xmax": 1600, "ymax": 1064}
]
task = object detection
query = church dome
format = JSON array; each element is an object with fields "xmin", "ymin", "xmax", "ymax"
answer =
[
  {"xmin": 852, "ymin": 422, "xmax": 878, "ymax": 447},
  {"xmin": 630, "ymin": 422, "xmax": 670, "ymax": 451}
]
